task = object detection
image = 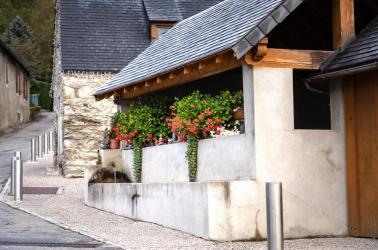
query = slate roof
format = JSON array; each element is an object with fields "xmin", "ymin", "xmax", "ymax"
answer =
[
  {"xmin": 323, "ymin": 16, "xmax": 378, "ymax": 72},
  {"xmin": 143, "ymin": 0, "xmax": 223, "ymax": 22},
  {"xmin": 60, "ymin": 0, "xmax": 151, "ymax": 71},
  {"xmin": 95, "ymin": 0, "xmax": 304, "ymax": 96}
]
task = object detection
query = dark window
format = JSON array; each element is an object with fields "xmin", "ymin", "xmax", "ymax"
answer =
[{"xmin": 293, "ymin": 71, "xmax": 331, "ymax": 130}]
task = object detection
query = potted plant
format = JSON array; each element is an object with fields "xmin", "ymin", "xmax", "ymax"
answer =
[
  {"xmin": 232, "ymin": 91, "xmax": 244, "ymax": 120},
  {"xmin": 109, "ymin": 132, "xmax": 119, "ymax": 149},
  {"xmin": 109, "ymin": 112, "xmax": 121, "ymax": 149}
]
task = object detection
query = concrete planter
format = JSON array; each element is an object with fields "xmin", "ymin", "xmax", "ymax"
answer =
[
  {"xmin": 86, "ymin": 180, "xmax": 261, "ymax": 241},
  {"xmin": 122, "ymin": 134, "xmax": 255, "ymax": 183}
]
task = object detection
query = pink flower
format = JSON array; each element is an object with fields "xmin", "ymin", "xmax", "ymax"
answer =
[{"xmin": 198, "ymin": 113, "xmax": 205, "ymax": 120}]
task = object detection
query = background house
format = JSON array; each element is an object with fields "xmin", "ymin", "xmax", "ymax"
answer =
[
  {"xmin": 52, "ymin": 0, "xmax": 222, "ymax": 177},
  {"xmin": 0, "ymin": 41, "xmax": 30, "ymax": 132}
]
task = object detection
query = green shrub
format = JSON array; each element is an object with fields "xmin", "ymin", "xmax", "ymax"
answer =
[{"xmin": 30, "ymin": 79, "xmax": 52, "ymax": 110}]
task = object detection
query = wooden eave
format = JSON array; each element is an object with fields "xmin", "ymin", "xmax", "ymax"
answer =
[
  {"xmin": 95, "ymin": 42, "xmax": 334, "ymax": 101},
  {"xmin": 95, "ymin": 49, "xmax": 241, "ymax": 101}
]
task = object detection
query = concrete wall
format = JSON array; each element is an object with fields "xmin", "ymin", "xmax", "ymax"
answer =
[
  {"xmin": 86, "ymin": 180, "xmax": 259, "ymax": 241},
  {"xmin": 0, "ymin": 49, "xmax": 30, "ymax": 132},
  {"xmin": 249, "ymin": 67, "xmax": 347, "ymax": 238},
  {"xmin": 61, "ymin": 72, "xmax": 117, "ymax": 177},
  {"xmin": 121, "ymin": 134, "xmax": 254, "ymax": 183}
]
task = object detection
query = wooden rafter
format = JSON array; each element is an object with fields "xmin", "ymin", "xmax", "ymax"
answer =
[
  {"xmin": 243, "ymin": 48, "xmax": 333, "ymax": 69},
  {"xmin": 116, "ymin": 50, "xmax": 241, "ymax": 99},
  {"xmin": 332, "ymin": 0, "xmax": 355, "ymax": 49}
]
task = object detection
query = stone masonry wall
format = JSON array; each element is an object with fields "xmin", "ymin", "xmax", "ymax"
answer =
[{"xmin": 62, "ymin": 71, "xmax": 117, "ymax": 177}]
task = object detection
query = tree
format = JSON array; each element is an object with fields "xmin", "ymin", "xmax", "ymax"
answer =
[
  {"xmin": 1, "ymin": 16, "xmax": 40, "ymax": 77},
  {"xmin": 0, "ymin": 0, "xmax": 55, "ymax": 82}
]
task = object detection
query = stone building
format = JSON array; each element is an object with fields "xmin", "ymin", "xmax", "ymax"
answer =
[
  {"xmin": 52, "ymin": 0, "xmax": 223, "ymax": 177},
  {"xmin": 0, "ymin": 41, "xmax": 30, "ymax": 132}
]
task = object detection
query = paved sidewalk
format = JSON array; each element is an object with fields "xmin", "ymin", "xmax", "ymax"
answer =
[
  {"xmin": 0, "ymin": 111, "xmax": 55, "ymax": 190},
  {"xmin": 3, "ymin": 155, "xmax": 378, "ymax": 250}
]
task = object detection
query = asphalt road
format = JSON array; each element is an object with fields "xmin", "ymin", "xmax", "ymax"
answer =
[
  {"xmin": 0, "ymin": 203, "xmax": 116, "ymax": 249},
  {"xmin": 0, "ymin": 112, "xmax": 55, "ymax": 191},
  {"xmin": 0, "ymin": 112, "xmax": 119, "ymax": 249}
]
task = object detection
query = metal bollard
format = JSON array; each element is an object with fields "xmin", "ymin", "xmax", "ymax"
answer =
[
  {"xmin": 10, "ymin": 156, "xmax": 16, "ymax": 195},
  {"xmin": 14, "ymin": 156, "xmax": 23, "ymax": 201},
  {"xmin": 38, "ymin": 135, "xmax": 43, "ymax": 158},
  {"xmin": 49, "ymin": 131, "xmax": 54, "ymax": 152},
  {"xmin": 44, "ymin": 133, "xmax": 49, "ymax": 154},
  {"xmin": 31, "ymin": 138, "xmax": 36, "ymax": 162},
  {"xmin": 266, "ymin": 182, "xmax": 284, "ymax": 250}
]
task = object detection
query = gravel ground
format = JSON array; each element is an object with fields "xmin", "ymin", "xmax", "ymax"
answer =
[{"xmin": 3, "ymin": 155, "xmax": 378, "ymax": 250}]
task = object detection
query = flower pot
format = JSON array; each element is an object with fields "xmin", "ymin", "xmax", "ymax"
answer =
[
  {"xmin": 233, "ymin": 108, "xmax": 244, "ymax": 120},
  {"xmin": 109, "ymin": 139, "xmax": 119, "ymax": 149}
]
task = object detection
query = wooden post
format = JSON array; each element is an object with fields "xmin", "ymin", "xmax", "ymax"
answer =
[{"xmin": 332, "ymin": 0, "xmax": 355, "ymax": 49}]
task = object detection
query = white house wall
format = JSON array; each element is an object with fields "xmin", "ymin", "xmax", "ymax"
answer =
[
  {"xmin": 0, "ymin": 51, "xmax": 30, "ymax": 132},
  {"xmin": 250, "ymin": 67, "xmax": 347, "ymax": 238}
]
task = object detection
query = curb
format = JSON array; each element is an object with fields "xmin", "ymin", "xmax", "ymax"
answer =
[{"xmin": 0, "ymin": 177, "xmax": 11, "ymax": 202}]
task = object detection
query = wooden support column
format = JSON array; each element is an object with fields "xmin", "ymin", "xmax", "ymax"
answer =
[{"xmin": 332, "ymin": 0, "xmax": 355, "ymax": 49}]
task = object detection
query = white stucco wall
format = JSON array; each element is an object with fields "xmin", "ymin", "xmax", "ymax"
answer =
[
  {"xmin": 249, "ymin": 67, "xmax": 347, "ymax": 238},
  {"xmin": 121, "ymin": 134, "xmax": 254, "ymax": 183}
]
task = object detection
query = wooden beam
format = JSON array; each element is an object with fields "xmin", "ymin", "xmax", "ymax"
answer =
[
  {"xmin": 244, "ymin": 48, "xmax": 333, "ymax": 69},
  {"xmin": 332, "ymin": 0, "xmax": 355, "ymax": 49},
  {"xmin": 121, "ymin": 50, "xmax": 241, "ymax": 99},
  {"xmin": 252, "ymin": 37, "xmax": 268, "ymax": 61}
]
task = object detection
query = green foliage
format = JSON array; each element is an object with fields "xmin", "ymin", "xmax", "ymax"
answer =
[
  {"xmin": 0, "ymin": 0, "xmax": 55, "ymax": 81},
  {"xmin": 186, "ymin": 138, "xmax": 198, "ymax": 182},
  {"xmin": 116, "ymin": 101, "xmax": 171, "ymax": 144},
  {"xmin": 169, "ymin": 90, "xmax": 243, "ymax": 140},
  {"xmin": 133, "ymin": 139, "xmax": 143, "ymax": 183},
  {"xmin": 30, "ymin": 79, "xmax": 52, "ymax": 110},
  {"xmin": 112, "ymin": 90, "xmax": 243, "ymax": 182}
]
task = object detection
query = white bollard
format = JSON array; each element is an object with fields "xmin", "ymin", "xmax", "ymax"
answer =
[
  {"xmin": 10, "ymin": 156, "xmax": 16, "ymax": 195},
  {"xmin": 14, "ymin": 152, "xmax": 23, "ymax": 201},
  {"xmin": 31, "ymin": 138, "xmax": 36, "ymax": 162},
  {"xmin": 266, "ymin": 182, "xmax": 284, "ymax": 250},
  {"xmin": 49, "ymin": 131, "xmax": 54, "ymax": 152},
  {"xmin": 38, "ymin": 135, "xmax": 43, "ymax": 158},
  {"xmin": 44, "ymin": 133, "xmax": 49, "ymax": 155}
]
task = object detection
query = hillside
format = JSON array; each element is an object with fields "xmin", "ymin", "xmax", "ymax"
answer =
[{"xmin": 0, "ymin": 0, "xmax": 55, "ymax": 82}]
